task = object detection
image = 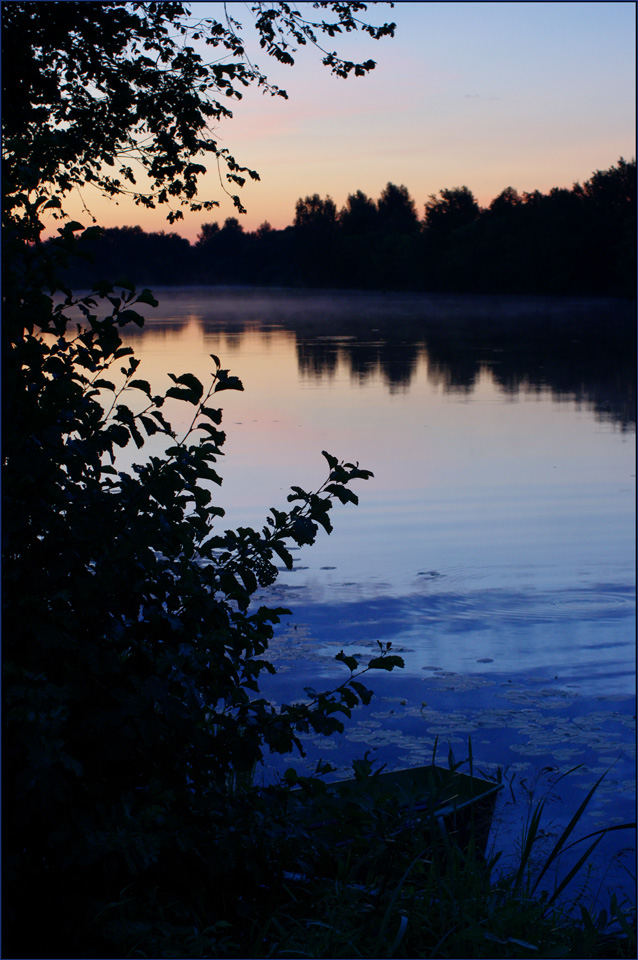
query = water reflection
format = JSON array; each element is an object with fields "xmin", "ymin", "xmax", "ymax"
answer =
[
  {"xmin": 255, "ymin": 581, "xmax": 635, "ymax": 695},
  {"xmin": 113, "ymin": 288, "xmax": 635, "ymax": 906},
  {"xmin": 127, "ymin": 288, "xmax": 635, "ymax": 429}
]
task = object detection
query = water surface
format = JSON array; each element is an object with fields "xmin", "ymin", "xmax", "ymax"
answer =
[{"xmin": 121, "ymin": 288, "xmax": 635, "ymax": 906}]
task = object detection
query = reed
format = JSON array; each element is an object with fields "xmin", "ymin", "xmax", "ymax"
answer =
[
  {"xmin": 245, "ymin": 752, "xmax": 636, "ymax": 959},
  {"xmin": 121, "ymin": 748, "xmax": 635, "ymax": 959}
]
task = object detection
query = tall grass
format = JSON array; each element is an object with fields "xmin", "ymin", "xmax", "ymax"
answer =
[
  {"xmin": 123, "ymin": 748, "xmax": 635, "ymax": 959},
  {"xmin": 246, "ymin": 753, "xmax": 635, "ymax": 959}
]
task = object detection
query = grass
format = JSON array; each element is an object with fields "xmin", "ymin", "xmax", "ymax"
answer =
[
  {"xmin": 248, "ymin": 826, "xmax": 635, "ymax": 959},
  {"xmin": 123, "ymin": 746, "xmax": 635, "ymax": 959}
]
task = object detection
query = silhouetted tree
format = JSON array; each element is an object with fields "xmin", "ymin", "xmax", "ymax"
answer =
[
  {"xmin": 294, "ymin": 193, "xmax": 338, "ymax": 232},
  {"xmin": 294, "ymin": 194, "xmax": 338, "ymax": 285},
  {"xmin": 196, "ymin": 219, "xmax": 248, "ymax": 283},
  {"xmin": 196, "ymin": 222, "xmax": 222, "ymax": 246},
  {"xmin": 59, "ymin": 225, "xmax": 194, "ymax": 288},
  {"xmin": 51, "ymin": 163, "xmax": 638, "ymax": 296},
  {"xmin": 488, "ymin": 186, "xmax": 522, "ymax": 217},
  {"xmin": 377, "ymin": 182, "xmax": 419, "ymax": 235},
  {"xmin": 256, "ymin": 220, "xmax": 274, "ymax": 240},
  {"xmin": 339, "ymin": 189, "xmax": 379, "ymax": 235},
  {"xmin": 579, "ymin": 156, "xmax": 636, "ymax": 214},
  {"xmin": 575, "ymin": 157, "xmax": 636, "ymax": 296},
  {"xmin": 424, "ymin": 185, "xmax": 481, "ymax": 238}
]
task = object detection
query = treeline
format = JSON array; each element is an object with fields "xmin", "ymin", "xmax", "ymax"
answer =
[{"xmin": 61, "ymin": 158, "xmax": 635, "ymax": 297}]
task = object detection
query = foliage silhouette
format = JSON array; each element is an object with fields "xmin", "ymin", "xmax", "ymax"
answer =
[
  {"xmin": 2, "ymin": 0, "xmax": 394, "ymax": 227},
  {"xmin": 2, "ymin": 3, "xmax": 400, "ymax": 956}
]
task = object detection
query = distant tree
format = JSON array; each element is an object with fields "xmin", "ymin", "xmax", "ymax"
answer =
[
  {"xmin": 220, "ymin": 216, "xmax": 245, "ymax": 241},
  {"xmin": 488, "ymin": 186, "xmax": 522, "ymax": 217},
  {"xmin": 521, "ymin": 189, "xmax": 545, "ymax": 209},
  {"xmin": 195, "ymin": 219, "xmax": 247, "ymax": 282},
  {"xmin": 56, "ymin": 224, "xmax": 194, "ymax": 288},
  {"xmin": 256, "ymin": 220, "xmax": 274, "ymax": 239},
  {"xmin": 377, "ymin": 181, "xmax": 420, "ymax": 234},
  {"xmin": 294, "ymin": 193, "xmax": 339, "ymax": 284},
  {"xmin": 577, "ymin": 156, "xmax": 636, "ymax": 213},
  {"xmin": 424, "ymin": 185, "xmax": 481, "ymax": 238},
  {"xmin": 196, "ymin": 221, "xmax": 222, "ymax": 247},
  {"xmin": 339, "ymin": 189, "xmax": 379, "ymax": 235},
  {"xmin": 294, "ymin": 193, "xmax": 338, "ymax": 232},
  {"xmin": 575, "ymin": 157, "xmax": 636, "ymax": 296},
  {"xmin": 219, "ymin": 216, "xmax": 246, "ymax": 256}
]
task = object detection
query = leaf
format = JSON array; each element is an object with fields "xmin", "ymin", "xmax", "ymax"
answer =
[
  {"xmin": 350, "ymin": 681, "xmax": 373, "ymax": 705},
  {"xmin": 290, "ymin": 517, "xmax": 317, "ymax": 545},
  {"xmin": 116, "ymin": 309, "xmax": 145, "ymax": 327},
  {"xmin": 214, "ymin": 375, "xmax": 244, "ymax": 393},
  {"xmin": 325, "ymin": 483, "xmax": 358, "ymax": 505},
  {"xmin": 239, "ymin": 568, "xmax": 258, "ymax": 594},
  {"xmin": 339, "ymin": 687, "xmax": 358, "ymax": 710},
  {"xmin": 81, "ymin": 226, "xmax": 103, "ymax": 242},
  {"xmin": 531, "ymin": 767, "xmax": 610, "ymax": 899},
  {"xmin": 129, "ymin": 379, "xmax": 152, "ymax": 396},
  {"xmin": 335, "ymin": 650, "xmax": 358, "ymax": 672},
  {"xmin": 107, "ymin": 424, "xmax": 130, "ymax": 447},
  {"xmin": 321, "ymin": 450, "xmax": 339, "ymax": 470},
  {"xmin": 61, "ymin": 220, "xmax": 85, "ymax": 234},
  {"xmin": 166, "ymin": 386, "xmax": 200, "ymax": 404},
  {"xmin": 149, "ymin": 410, "xmax": 174, "ymax": 434},
  {"xmin": 367, "ymin": 655, "xmax": 405, "ymax": 671},
  {"xmin": 135, "ymin": 288, "xmax": 159, "ymax": 307},
  {"xmin": 196, "ymin": 423, "xmax": 225, "ymax": 444},
  {"xmin": 313, "ymin": 512, "xmax": 333, "ymax": 535},
  {"xmin": 168, "ymin": 372, "xmax": 204, "ymax": 402},
  {"xmin": 200, "ymin": 406, "xmax": 223, "ymax": 424},
  {"xmin": 140, "ymin": 415, "xmax": 160, "ymax": 436},
  {"xmin": 270, "ymin": 540, "xmax": 293, "ymax": 570}
]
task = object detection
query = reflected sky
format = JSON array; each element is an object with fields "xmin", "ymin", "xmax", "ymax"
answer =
[
  {"xmin": 116, "ymin": 290, "xmax": 635, "ymax": 702},
  {"xmin": 111, "ymin": 288, "xmax": 635, "ymax": 907}
]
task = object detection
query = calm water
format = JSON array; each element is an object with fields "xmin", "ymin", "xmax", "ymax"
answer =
[{"xmin": 120, "ymin": 287, "xmax": 635, "ymax": 907}]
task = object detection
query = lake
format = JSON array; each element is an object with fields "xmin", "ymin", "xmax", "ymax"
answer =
[{"xmin": 119, "ymin": 287, "xmax": 635, "ymax": 909}]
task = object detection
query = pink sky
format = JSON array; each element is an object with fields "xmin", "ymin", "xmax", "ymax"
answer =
[{"xmin": 43, "ymin": 1, "xmax": 636, "ymax": 243}]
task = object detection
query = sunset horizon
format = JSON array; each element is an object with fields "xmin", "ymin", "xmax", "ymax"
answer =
[{"xmin": 41, "ymin": 0, "xmax": 635, "ymax": 244}]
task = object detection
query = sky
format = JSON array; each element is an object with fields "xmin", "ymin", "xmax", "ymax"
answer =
[{"xmin": 48, "ymin": 1, "xmax": 636, "ymax": 243}]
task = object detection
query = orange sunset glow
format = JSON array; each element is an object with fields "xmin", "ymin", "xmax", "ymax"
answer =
[{"xmin": 42, "ymin": 1, "xmax": 635, "ymax": 243}]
